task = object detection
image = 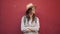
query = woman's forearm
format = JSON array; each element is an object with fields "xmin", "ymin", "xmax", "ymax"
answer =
[{"xmin": 27, "ymin": 27, "xmax": 39, "ymax": 32}]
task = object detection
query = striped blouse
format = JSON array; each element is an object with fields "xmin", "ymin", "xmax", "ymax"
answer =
[{"xmin": 21, "ymin": 16, "xmax": 40, "ymax": 34}]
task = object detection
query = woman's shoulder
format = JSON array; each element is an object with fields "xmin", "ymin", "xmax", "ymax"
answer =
[
  {"xmin": 21, "ymin": 15, "xmax": 26, "ymax": 19},
  {"xmin": 35, "ymin": 16, "xmax": 39, "ymax": 18},
  {"xmin": 35, "ymin": 16, "xmax": 39, "ymax": 20}
]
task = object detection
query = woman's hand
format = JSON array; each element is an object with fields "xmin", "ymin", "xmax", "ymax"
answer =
[
  {"xmin": 26, "ymin": 28, "xmax": 32, "ymax": 32},
  {"xmin": 27, "ymin": 28, "xmax": 35, "ymax": 32}
]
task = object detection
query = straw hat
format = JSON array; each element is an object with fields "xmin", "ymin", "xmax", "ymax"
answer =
[{"xmin": 26, "ymin": 3, "xmax": 34, "ymax": 9}]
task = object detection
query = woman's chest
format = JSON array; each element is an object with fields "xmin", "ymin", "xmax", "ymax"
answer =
[{"xmin": 24, "ymin": 19, "xmax": 36, "ymax": 27}]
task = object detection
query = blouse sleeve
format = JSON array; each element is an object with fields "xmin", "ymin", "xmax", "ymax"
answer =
[
  {"xmin": 21, "ymin": 16, "xmax": 28, "ymax": 32},
  {"xmin": 30, "ymin": 17, "xmax": 40, "ymax": 32}
]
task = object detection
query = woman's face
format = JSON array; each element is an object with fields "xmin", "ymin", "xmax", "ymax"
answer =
[{"xmin": 31, "ymin": 7, "xmax": 35, "ymax": 14}]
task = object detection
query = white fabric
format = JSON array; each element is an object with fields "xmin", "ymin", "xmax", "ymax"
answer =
[{"xmin": 21, "ymin": 16, "xmax": 40, "ymax": 34}]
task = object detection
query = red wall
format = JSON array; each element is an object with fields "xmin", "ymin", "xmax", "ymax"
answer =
[{"xmin": 0, "ymin": 0, "xmax": 60, "ymax": 34}]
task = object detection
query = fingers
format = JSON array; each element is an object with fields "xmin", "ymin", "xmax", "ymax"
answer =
[{"xmin": 27, "ymin": 28, "xmax": 35, "ymax": 32}]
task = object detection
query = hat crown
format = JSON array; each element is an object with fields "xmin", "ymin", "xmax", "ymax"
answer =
[{"xmin": 26, "ymin": 3, "xmax": 34, "ymax": 9}]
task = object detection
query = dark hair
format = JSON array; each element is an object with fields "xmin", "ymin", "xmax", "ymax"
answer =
[{"xmin": 26, "ymin": 7, "xmax": 35, "ymax": 22}]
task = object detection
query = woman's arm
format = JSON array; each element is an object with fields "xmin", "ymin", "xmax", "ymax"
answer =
[
  {"xmin": 28, "ymin": 17, "xmax": 40, "ymax": 32},
  {"xmin": 21, "ymin": 16, "xmax": 27, "ymax": 32},
  {"xmin": 21, "ymin": 16, "xmax": 32, "ymax": 32}
]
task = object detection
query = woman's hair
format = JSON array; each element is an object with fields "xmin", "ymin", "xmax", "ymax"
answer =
[{"xmin": 26, "ymin": 6, "xmax": 35, "ymax": 22}]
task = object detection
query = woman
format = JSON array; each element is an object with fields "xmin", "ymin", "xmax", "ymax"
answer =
[{"xmin": 21, "ymin": 3, "xmax": 40, "ymax": 34}]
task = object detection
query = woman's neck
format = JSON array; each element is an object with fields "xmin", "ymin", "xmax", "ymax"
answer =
[{"xmin": 29, "ymin": 13, "xmax": 33, "ymax": 18}]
